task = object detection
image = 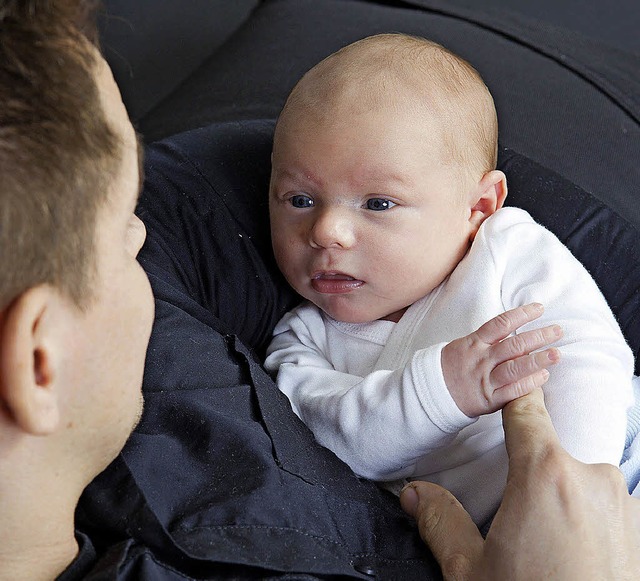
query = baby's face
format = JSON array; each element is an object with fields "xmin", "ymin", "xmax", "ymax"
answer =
[{"xmin": 269, "ymin": 105, "xmax": 477, "ymax": 323}]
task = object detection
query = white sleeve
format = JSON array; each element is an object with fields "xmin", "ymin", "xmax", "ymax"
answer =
[
  {"xmin": 486, "ymin": 210, "xmax": 635, "ymax": 465},
  {"xmin": 264, "ymin": 307, "xmax": 475, "ymax": 481}
]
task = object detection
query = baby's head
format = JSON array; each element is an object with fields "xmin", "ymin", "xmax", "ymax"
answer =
[{"xmin": 270, "ymin": 34, "xmax": 507, "ymax": 323}]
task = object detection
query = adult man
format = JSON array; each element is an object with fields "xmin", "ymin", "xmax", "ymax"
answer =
[
  {"xmin": 0, "ymin": 1, "xmax": 638, "ymax": 579},
  {"xmin": 0, "ymin": 1, "xmax": 153, "ymax": 579}
]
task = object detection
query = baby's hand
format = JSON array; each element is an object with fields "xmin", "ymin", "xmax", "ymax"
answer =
[{"xmin": 441, "ymin": 303, "xmax": 562, "ymax": 417}]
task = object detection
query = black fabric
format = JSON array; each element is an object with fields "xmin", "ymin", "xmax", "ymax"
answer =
[
  {"xmin": 393, "ymin": 0, "xmax": 640, "ymax": 121},
  {"xmin": 137, "ymin": 0, "xmax": 640, "ymax": 232},
  {"xmin": 73, "ymin": 119, "xmax": 640, "ymax": 579},
  {"xmin": 412, "ymin": 0, "xmax": 640, "ymax": 54}
]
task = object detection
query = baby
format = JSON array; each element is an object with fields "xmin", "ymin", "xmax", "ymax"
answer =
[{"xmin": 264, "ymin": 33, "xmax": 635, "ymax": 527}]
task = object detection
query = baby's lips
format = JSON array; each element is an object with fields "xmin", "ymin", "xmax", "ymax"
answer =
[
  {"xmin": 310, "ymin": 272, "xmax": 364, "ymax": 294},
  {"xmin": 312, "ymin": 270, "xmax": 356, "ymax": 281}
]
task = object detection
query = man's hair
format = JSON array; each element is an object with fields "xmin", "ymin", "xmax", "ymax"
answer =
[
  {"xmin": 0, "ymin": 0, "xmax": 120, "ymax": 310},
  {"xmin": 277, "ymin": 33, "xmax": 498, "ymax": 185}
]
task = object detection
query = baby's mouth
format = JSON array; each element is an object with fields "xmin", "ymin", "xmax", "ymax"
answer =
[
  {"xmin": 313, "ymin": 272, "xmax": 355, "ymax": 280},
  {"xmin": 311, "ymin": 271, "xmax": 364, "ymax": 294}
]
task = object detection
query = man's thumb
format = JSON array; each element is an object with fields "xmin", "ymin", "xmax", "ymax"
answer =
[{"xmin": 400, "ymin": 482, "xmax": 483, "ymax": 579}]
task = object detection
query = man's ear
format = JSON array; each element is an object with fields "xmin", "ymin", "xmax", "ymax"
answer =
[
  {"xmin": 468, "ymin": 170, "xmax": 508, "ymax": 237},
  {"xmin": 0, "ymin": 286, "xmax": 62, "ymax": 436}
]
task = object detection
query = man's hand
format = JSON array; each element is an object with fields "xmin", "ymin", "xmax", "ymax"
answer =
[
  {"xmin": 400, "ymin": 388, "xmax": 640, "ymax": 580},
  {"xmin": 441, "ymin": 303, "xmax": 562, "ymax": 417}
]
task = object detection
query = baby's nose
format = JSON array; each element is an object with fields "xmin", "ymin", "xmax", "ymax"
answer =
[{"xmin": 309, "ymin": 208, "xmax": 356, "ymax": 249}]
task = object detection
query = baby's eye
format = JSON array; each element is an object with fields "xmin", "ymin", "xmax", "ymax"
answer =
[
  {"xmin": 365, "ymin": 198, "xmax": 396, "ymax": 211},
  {"xmin": 290, "ymin": 194, "xmax": 314, "ymax": 208}
]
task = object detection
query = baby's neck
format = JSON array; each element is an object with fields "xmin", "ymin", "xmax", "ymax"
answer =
[{"xmin": 380, "ymin": 306, "xmax": 408, "ymax": 323}]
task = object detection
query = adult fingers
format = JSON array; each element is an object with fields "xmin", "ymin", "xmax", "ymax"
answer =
[
  {"xmin": 501, "ymin": 388, "xmax": 562, "ymax": 466},
  {"xmin": 474, "ymin": 303, "xmax": 544, "ymax": 345},
  {"xmin": 400, "ymin": 482, "xmax": 482, "ymax": 579}
]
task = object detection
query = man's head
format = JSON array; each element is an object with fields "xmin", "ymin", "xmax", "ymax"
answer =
[
  {"xmin": 269, "ymin": 34, "xmax": 506, "ymax": 323},
  {"xmin": 0, "ymin": 0, "xmax": 116, "ymax": 309},
  {"xmin": 0, "ymin": 0, "xmax": 153, "ymax": 503}
]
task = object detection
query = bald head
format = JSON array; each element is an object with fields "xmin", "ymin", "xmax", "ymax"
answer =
[{"xmin": 275, "ymin": 34, "xmax": 498, "ymax": 184}]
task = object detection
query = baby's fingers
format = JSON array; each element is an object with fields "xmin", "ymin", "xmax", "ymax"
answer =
[
  {"xmin": 493, "ymin": 324, "xmax": 563, "ymax": 364},
  {"xmin": 475, "ymin": 303, "xmax": 545, "ymax": 345},
  {"xmin": 491, "ymin": 348, "xmax": 560, "ymax": 390}
]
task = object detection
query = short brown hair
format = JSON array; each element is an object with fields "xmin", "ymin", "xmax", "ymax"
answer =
[
  {"xmin": 0, "ymin": 0, "xmax": 120, "ymax": 310},
  {"xmin": 277, "ymin": 33, "xmax": 498, "ymax": 185}
]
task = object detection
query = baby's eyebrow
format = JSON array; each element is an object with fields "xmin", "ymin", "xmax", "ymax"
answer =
[
  {"xmin": 360, "ymin": 168, "xmax": 412, "ymax": 188},
  {"xmin": 274, "ymin": 166, "xmax": 322, "ymax": 186}
]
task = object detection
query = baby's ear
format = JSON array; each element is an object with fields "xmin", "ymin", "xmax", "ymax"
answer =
[{"xmin": 468, "ymin": 170, "xmax": 507, "ymax": 237}]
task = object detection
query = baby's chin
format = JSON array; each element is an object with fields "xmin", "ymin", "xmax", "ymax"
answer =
[{"xmin": 297, "ymin": 284, "xmax": 406, "ymax": 324}]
